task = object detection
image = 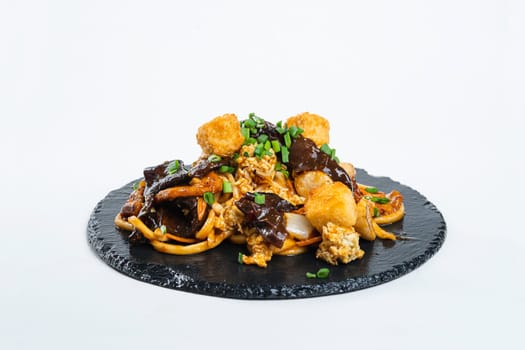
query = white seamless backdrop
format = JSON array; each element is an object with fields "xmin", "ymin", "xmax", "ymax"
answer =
[{"xmin": 1, "ymin": 1, "xmax": 523, "ymax": 349}]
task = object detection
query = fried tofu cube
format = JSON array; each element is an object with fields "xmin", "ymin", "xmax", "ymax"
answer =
[
  {"xmin": 294, "ymin": 170, "xmax": 333, "ymax": 198},
  {"xmin": 196, "ymin": 113, "xmax": 245, "ymax": 157},
  {"xmin": 305, "ymin": 182, "xmax": 357, "ymax": 232},
  {"xmin": 286, "ymin": 112, "xmax": 330, "ymax": 147}
]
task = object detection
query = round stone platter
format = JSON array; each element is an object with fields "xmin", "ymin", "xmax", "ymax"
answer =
[{"xmin": 87, "ymin": 168, "xmax": 446, "ymax": 299}]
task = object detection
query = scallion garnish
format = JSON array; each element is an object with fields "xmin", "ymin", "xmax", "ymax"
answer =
[
  {"xmin": 316, "ymin": 268, "xmax": 330, "ymax": 278},
  {"xmin": 167, "ymin": 160, "xmax": 180, "ymax": 174},
  {"xmin": 320, "ymin": 143, "xmax": 331, "ymax": 154},
  {"xmin": 281, "ymin": 145, "xmax": 289, "ymax": 163},
  {"xmin": 264, "ymin": 140, "xmax": 272, "ymax": 151},
  {"xmin": 306, "ymin": 272, "xmax": 317, "ymax": 278},
  {"xmin": 271, "ymin": 140, "xmax": 281, "ymax": 152},
  {"xmin": 132, "ymin": 182, "xmax": 139, "ymax": 191},
  {"xmin": 160, "ymin": 225, "xmax": 167, "ymax": 234},
  {"xmin": 237, "ymin": 252, "xmax": 244, "ymax": 264},
  {"xmin": 208, "ymin": 154, "xmax": 222, "ymax": 162},
  {"xmin": 222, "ymin": 181, "xmax": 233, "ymax": 194},
  {"xmin": 373, "ymin": 197, "xmax": 390, "ymax": 204},
  {"xmin": 257, "ymin": 134, "xmax": 269, "ymax": 144},
  {"xmin": 203, "ymin": 192, "xmax": 215, "ymax": 205},
  {"xmin": 373, "ymin": 207, "xmax": 380, "ymax": 217},
  {"xmin": 289, "ymin": 125, "xmax": 304, "ymax": 138},
  {"xmin": 305, "ymin": 268, "xmax": 330, "ymax": 279},
  {"xmin": 365, "ymin": 195, "xmax": 390, "ymax": 204},
  {"xmin": 254, "ymin": 193, "xmax": 265, "ymax": 205},
  {"xmin": 320, "ymin": 144, "xmax": 339, "ymax": 162},
  {"xmin": 241, "ymin": 127, "xmax": 250, "ymax": 139},
  {"xmin": 219, "ymin": 165, "xmax": 235, "ymax": 173},
  {"xmin": 243, "ymin": 119, "xmax": 256, "ymax": 128},
  {"xmin": 284, "ymin": 132, "xmax": 292, "ymax": 148},
  {"xmin": 276, "ymin": 121, "xmax": 287, "ymax": 134},
  {"xmin": 245, "ymin": 137, "xmax": 257, "ymax": 145},
  {"xmin": 254, "ymin": 142, "xmax": 265, "ymax": 158},
  {"xmin": 365, "ymin": 186, "xmax": 379, "ymax": 194}
]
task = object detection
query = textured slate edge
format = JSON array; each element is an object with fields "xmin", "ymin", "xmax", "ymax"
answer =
[{"xmin": 87, "ymin": 169, "xmax": 446, "ymax": 299}]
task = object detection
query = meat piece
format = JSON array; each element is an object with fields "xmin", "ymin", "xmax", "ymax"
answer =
[
  {"xmin": 305, "ymin": 182, "xmax": 357, "ymax": 233},
  {"xmin": 196, "ymin": 113, "xmax": 245, "ymax": 157},
  {"xmin": 286, "ymin": 112, "xmax": 330, "ymax": 147}
]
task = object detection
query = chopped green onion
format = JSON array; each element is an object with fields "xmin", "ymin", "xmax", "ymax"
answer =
[
  {"xmin": 373, "ymin": 207, "xmax": 380, "ymax": 217},
  {"xmin": 320, "ymin": 144, "xmax": 339, "ymax": 162},
  {"xmin": 132, "ymin": 182, "xmax": 139, "ymax": 191},
  {"xmin": 254, "ymin": 143, "xmax": 265, "ymax": 158},
  {"xmin": 241, "ymin": 127, "xmax": 250, "ymax": 139},
  {"xmin": 276, "ymin": 121, "xmax": 287, "ymax": 134},
  {"xmin": 160, "ymin": 225, "xmax": 167, "ymax": 234},
  {"xmin": 167, "ymin": 160, "xmax": 180, "ymax": 174},
  {"xmin": 245, "ymin": 137, "xmax": 257, "ymax": 145},
  {"xmin": 316, "ymin": 268, "xmax": 330, "ymax": 278},
  {"xmin": 306, "ymin": 272, "xmax": 317, "ymax": 278},
  {"xmin": 254, "ymin": 193, "xmax": 265, "ymax": 205},
  {"xmin": 284, "ymin": 132, "xmax": 292, "ymax": 148},
  {"xmin": 365, "ymin": 196, "xmax": 390, "ymax": 204},
  {"xmin": 237, "ymin": 252, "xmax": 244, "ymax": 264},
  {"xmin": 219, "ymin": 165, "xmax": 235, "ymax": 173},
  {"xmin": 233, "ymin": 152, "xmax": 240, "ymax": 161},
  {"xmin": 306, "ymin": 268, "xmax": 330, "ymax": 279},
  {"xmin": 243, "ymin": 152, "xmax": 250, "ymax": 157},
  {"xmin": 320, "ymin": 143, "xmax": 331, "ymax": 154},
  {"xmin": 271, "ymin": 140, "xmax": 281, "ymax": 152},
  {"xmin": 373, "ymin": 197, "xmax": 390, "ymax": 204},
  {"xmin": 222, "ymin": 181, "xmax": 233, "ymax": 194},
  {"xmin": 243, "ymin": 119, "xmax": 256, "ymax": 128},
  {"xmin": 248, "ymin": 113, "xmax": 265, "ymax": 128},
  {"xmin": 257, "ymin": 134, "xmax": 269, "ymax": 143},
  {"xmin": 203, "ymin": 192, "xmax": 215, "ymax": 205},
  {"xmin": 281, "ymin": 145, "xmax": 289, "ymax": 163},
  {"xmin": 289, "ymin": 125, "xmax": 304, "ymax": 138},
  {"xmin": 365, "ymin": 186, "xmax": 379, "ymax": 194},
  {"xmin": 207, "ymin": 154, "xmax": 222, "ymax": 162},
  {"xmin": 264, "ymin": 140, "xmax": 272, "ymax": 151}
]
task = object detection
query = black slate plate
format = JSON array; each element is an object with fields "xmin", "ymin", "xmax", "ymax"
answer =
[{"xmin": 87, "ymin": 169, "xmax": 446, "ymax": 299}]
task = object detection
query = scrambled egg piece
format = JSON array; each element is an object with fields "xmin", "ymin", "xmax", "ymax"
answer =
[
  {"xmin": 316, "ymin": 223, "xmax": 364, "ymax": 265},
  {"xmin": 241, "ymin": 232, "xmax": 273, "ymax": 268},
  {"xmin": 196, "ymin": 113, "xmax": 245, "ymax": 157},
  {"xmin": 305, "ymin": 182, "xmax": 357, "ymax": 232},
  {"xmin": 286, "ymin": 112, "xmax": 330, "ymax": 147}
]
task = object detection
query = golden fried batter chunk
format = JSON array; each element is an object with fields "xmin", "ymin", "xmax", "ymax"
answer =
[
  {"xmin": 196, "ymin": 113, "xmax": 245, "ymax": 157},
  {"xmin": 294, "ymin": 170, "xmax": 333, "ymax": 198},
  {"xmin": 286, "ymin": 112, "xmax": 330, "ymax": 147},
  {"xmin": 316, "ymin": 223, "xmax": 364, "ymax": 265},
  {"xmin": 305, "ymin": 182, "xmax": 357, "ymax": 232}
]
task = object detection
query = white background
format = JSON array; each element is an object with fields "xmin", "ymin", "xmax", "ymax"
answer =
[{"xmin": 1, "ymin": 1, "xmax": 524, "ymax": 349}]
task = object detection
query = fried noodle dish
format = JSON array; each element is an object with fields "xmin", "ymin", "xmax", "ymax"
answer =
[{"xmin": 115, "ymin": 113, "xmax": 405, "ymax": 268}]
